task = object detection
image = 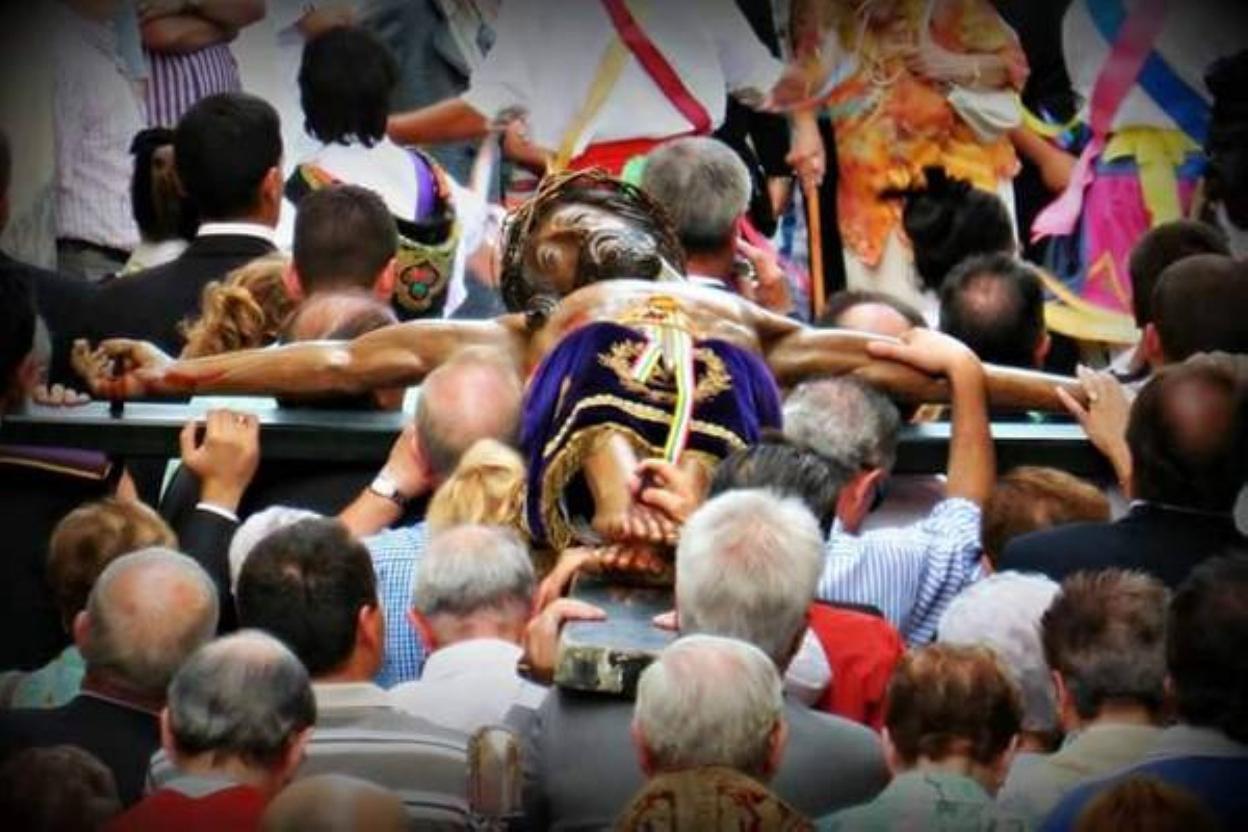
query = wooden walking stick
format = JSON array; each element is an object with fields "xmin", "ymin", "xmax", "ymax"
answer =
[{"xmin": 804, "ymin": 179, "xmax": 826, "ymax": 320}]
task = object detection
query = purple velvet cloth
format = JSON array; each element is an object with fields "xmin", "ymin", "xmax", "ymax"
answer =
[{"xmin": 520, "ymin": 322, "xmax": 782, "ymax": 547}]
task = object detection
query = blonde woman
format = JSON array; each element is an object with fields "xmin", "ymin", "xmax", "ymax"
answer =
[
  {"xmin": 425, "ymin": 438, "xmax": 527, "ymax": 533},
  {"xmin": 179, "ymin": 253, "xmax": 297, "ymax": 359}
]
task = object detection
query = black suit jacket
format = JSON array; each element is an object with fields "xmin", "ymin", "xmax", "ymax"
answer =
[
  {"xmin": 175, "ymin": 507, "xmax": 240, "ymax": 633},
  {"xmin": 0, "ymin": 693, "xmax": 160, "ymax": 806},
  {"xmin": 1000, "ymin": 503, "xmax": 1248, "ymax": 589},
  {"xmin": 91, "ymin": 234, "xmax": 275, "ymax": 355},
  {"xmin": 1, "ymin": 252, "xmax": 93, "ymax": 387}
]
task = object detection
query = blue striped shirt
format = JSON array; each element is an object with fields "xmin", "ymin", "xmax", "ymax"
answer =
[
  {"xmin": 816, "ymin": 498, "xmax": 985, "ymax": 646},
  {"xmin": 364, "ymin": 522, "xmax": 429, "ymax": 687}
]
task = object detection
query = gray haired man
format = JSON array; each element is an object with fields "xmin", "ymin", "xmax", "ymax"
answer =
[
  {"xmin": 784, "ymin": 328, "xmax": 996, "ymax": 645},
  {"xmin": 618, "ymin": 635, "xmax": 805, "ymax": 827},
  {"xmin": 0, "ymin": 548, "xmax": 219, "ymax": 805},
  {"xmin": 518, "ymin": 489, "xmax": 887, "ymax": 829},
  {"xmin": 389, "ymin": 524, "xmax": 546, "ymax": 733},
  {"xmin": 641, "ymin": 137, "xmax": 793, "ymax": 313},
  {"xmin": 109, "ymin": 631, "xmax": 316, "ymax": 826},
  {"xmin": 631, "ymin": 635, "xmax": 786, "ymax": 781}
]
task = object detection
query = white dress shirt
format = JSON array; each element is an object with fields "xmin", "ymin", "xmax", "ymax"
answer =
[
  {"xmin": 463, "ymin": 0, "xmax": 784, "ymax": 157},
  {"xmin": 389, "ymin": 638, "xmax": 546, "ymax": 734},
  {"xmin": 51, "ymin": 4, "xmax": 143, "ymax": 250}
]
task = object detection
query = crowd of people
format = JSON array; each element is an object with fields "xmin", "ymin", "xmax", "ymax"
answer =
[{"xmin": 0, "ymin": 0, "xmax": 1246, "ymax": 829}]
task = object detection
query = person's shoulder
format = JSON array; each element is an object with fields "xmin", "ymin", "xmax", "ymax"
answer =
[
  {"xmin": 784, "ymin": 700, "xmax": 883, "ymax": 755},
  {"xmin": 536, "ymin": 687, "xmax": 633, "ymax": 740},
  {"xmin": 999, "ymin": 518, "xmax": 1117, "ymax": 567},
  {"xmin": 1039, "ymin": 754, "xmax": 1248, "ymax": 832}
]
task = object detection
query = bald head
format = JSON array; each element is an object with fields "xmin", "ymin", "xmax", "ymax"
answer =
[
  {"xmin": 261, "ymin": 775, "xmax": 406, "ymax": 832},
  {"xmin": 1128, "ymin": 359, "xmax": 1248, "ymax": 512},
  {"xmin": 416, "ymin": 348, "xmax": 525, "ymax": 480},
  {"xmin": 836, "ymin": 303, "xmax": 914, "ymax": 338},
  {"xmin": 821, "ymin": 290, "xmax": 925, "ymax": 338},
  {"xmin": 939, "ymin": 254, "xmax": 1046, "ymax": 368},
  {"xmin": 285, "ymin": 292, "xmax": 397, "ymax": 343},
  {"xmin": 166, "ymin": 631, "xmax": 315, "ymax": 770},
  {"xmin": 80, "ymin": 548, "xmax": 219, "ymax": 699}
]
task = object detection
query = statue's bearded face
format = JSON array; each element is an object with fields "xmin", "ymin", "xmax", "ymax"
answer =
[{"xmin": 524, "ymin": 203, "xmax": 664, "ymax": 297}]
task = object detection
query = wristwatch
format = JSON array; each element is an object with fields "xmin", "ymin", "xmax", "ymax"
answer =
[{"xmin": 368, "ymin": 469, "xmax": 410, "ymax": 507}]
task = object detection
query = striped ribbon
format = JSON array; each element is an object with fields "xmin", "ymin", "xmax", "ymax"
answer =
[{"xmin": 630, "ymin": 323, "xmax": 696, "ymax": 462}]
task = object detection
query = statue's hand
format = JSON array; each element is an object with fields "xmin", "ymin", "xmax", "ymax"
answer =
[{"xmin": 72, "ymin": 338, "xmax": 172, "ymax": 400}]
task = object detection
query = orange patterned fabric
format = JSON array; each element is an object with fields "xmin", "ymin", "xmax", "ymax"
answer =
[
  {"xmin": 809, "ymin": 0, "xmax": 1025, "ymax": 267},
  {"xmin": 616, "ymin": 767, "xmax": 813, "ymax": 831}
]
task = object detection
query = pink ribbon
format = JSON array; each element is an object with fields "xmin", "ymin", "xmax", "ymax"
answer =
[{"xmin": 1032, "ymin": 0, "xmax": 1168, "ymax": 242}]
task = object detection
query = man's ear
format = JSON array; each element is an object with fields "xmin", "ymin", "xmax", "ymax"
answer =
[
  {"xmin": 1052, "ymin": 670, "xmax": 1076, "ymax": 731},
  {"xmin": 630, "ymin": 721, "xmax": 657, "ymax": 778},
  {"xmin": 257, "ymin": 166, "xmax": 284, "ymax": 224},
  {"xmin": 1142, "ymin": 323, "xmax": 1165, "ymax": 368},
  {"xmin": 280, "ymin": 726, "xmax": 314, "ymax": 785},
  {"xmin": 1034, "ymin": 332, "xmax": 1051, "ymax": 369},
  {"xmin": 264, "ymin": 166, "xmax": 283, "ymax": 203},
  {"xmin": 357, "ymin": 604, "xmax": 385, "ymax": 670},
  {"xmin": 282, "ymin": 262, "xmax": 304, "ymax": 302},
  {"xmin": 15, "ymin": 353, "xmax": 40, "ymax": 398},
  {"xmin": 762, "ymin": 717, "xmax": 788, "ymax": 779},
  {"xmin": 72, "ymin": 609, "xmax": 91, "ymax": 652},
  {"xmin": 408, "ymin": 608, "xmax": 438, "ymax": 652},
  {"xmin": 881, "ymin": 727, "xmax": 905, "ymax": 776},
  {"xmin": 835, "ymin": 468, "xmax": 885, "ymax": 534},
  {"xmin": 159, "ymin": 707, "xmax": 178, "ymax": 760},
  {"xmin": 374, "ymin": 257, "xmax": 398, "ymax": 302}
]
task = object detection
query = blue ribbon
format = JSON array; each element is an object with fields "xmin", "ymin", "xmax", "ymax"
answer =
[{"xmin": 1086, "ymin": 0, "xmax": 1210, "ymax": 144}]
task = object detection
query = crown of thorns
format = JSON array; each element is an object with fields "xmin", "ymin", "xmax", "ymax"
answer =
[{"xmin": 499, "ymin": 168, "xmax": 686, "ymax": 317}]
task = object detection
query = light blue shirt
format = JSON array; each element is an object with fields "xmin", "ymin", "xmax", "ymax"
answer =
[
  {"xmin": 364, "ymin": 522, "xmax": 429, "ymax": 687},
  {"xmin": 817, "ymin": 498, "xmax": 985, "ymax": 645}
]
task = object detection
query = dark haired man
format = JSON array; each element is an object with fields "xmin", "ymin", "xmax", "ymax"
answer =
[
  {"xmin": 284, "ymin": 184, "xmax": 399, "ymax": 302},
  {"xmin": 181, "ymin": 518, "xmax": 471, "ymax": 819},
  {"xmin": 939, "ymin": 253, "xmax": 1049, "ymax": 370},
  {"xmin": 1003, "ymin": 358, "xmax": 1247, "ymax": 587},
  {"xmin": 1112, "ymin": 221, "xmax": 1230, "ymax": 383},
  {"xmin": 1041, "ymin": 553, "xmax": 1248, "ymax": 831},
  {"xmin": 278, "ymin": 26, "xmax": 488, "ymax": 321},
  {"xmin": 1146, "ymin": 254, "xmax": 1248, "ymax": 366},
  {"xmin": 91, "ymin": 93, "xmax": 283, "ymax": 356}
]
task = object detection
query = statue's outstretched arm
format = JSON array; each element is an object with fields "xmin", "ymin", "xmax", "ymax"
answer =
[
  {"xmin": 75, "ymin": 317, "xmax": 525, "ymax": 399},
  {"xmin": 758, "ymin": 314, "xmax": 1087, "ymax": 411}
]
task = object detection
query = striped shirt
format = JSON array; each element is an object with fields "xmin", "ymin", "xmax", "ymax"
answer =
[
  {"xmin": 365, "ymin": 522, "xmax": 430, "ymax": 687},
  {"xmin": 144, "ymin": 44, "xmax": 241, "ymax": 128},
  {"xmin": 52, "ymin": 4, "xmax": 144, "ymax": 250},
  {"xmin": 816, "ymin": 498, "xmax": 985, "ymax": 646}
]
